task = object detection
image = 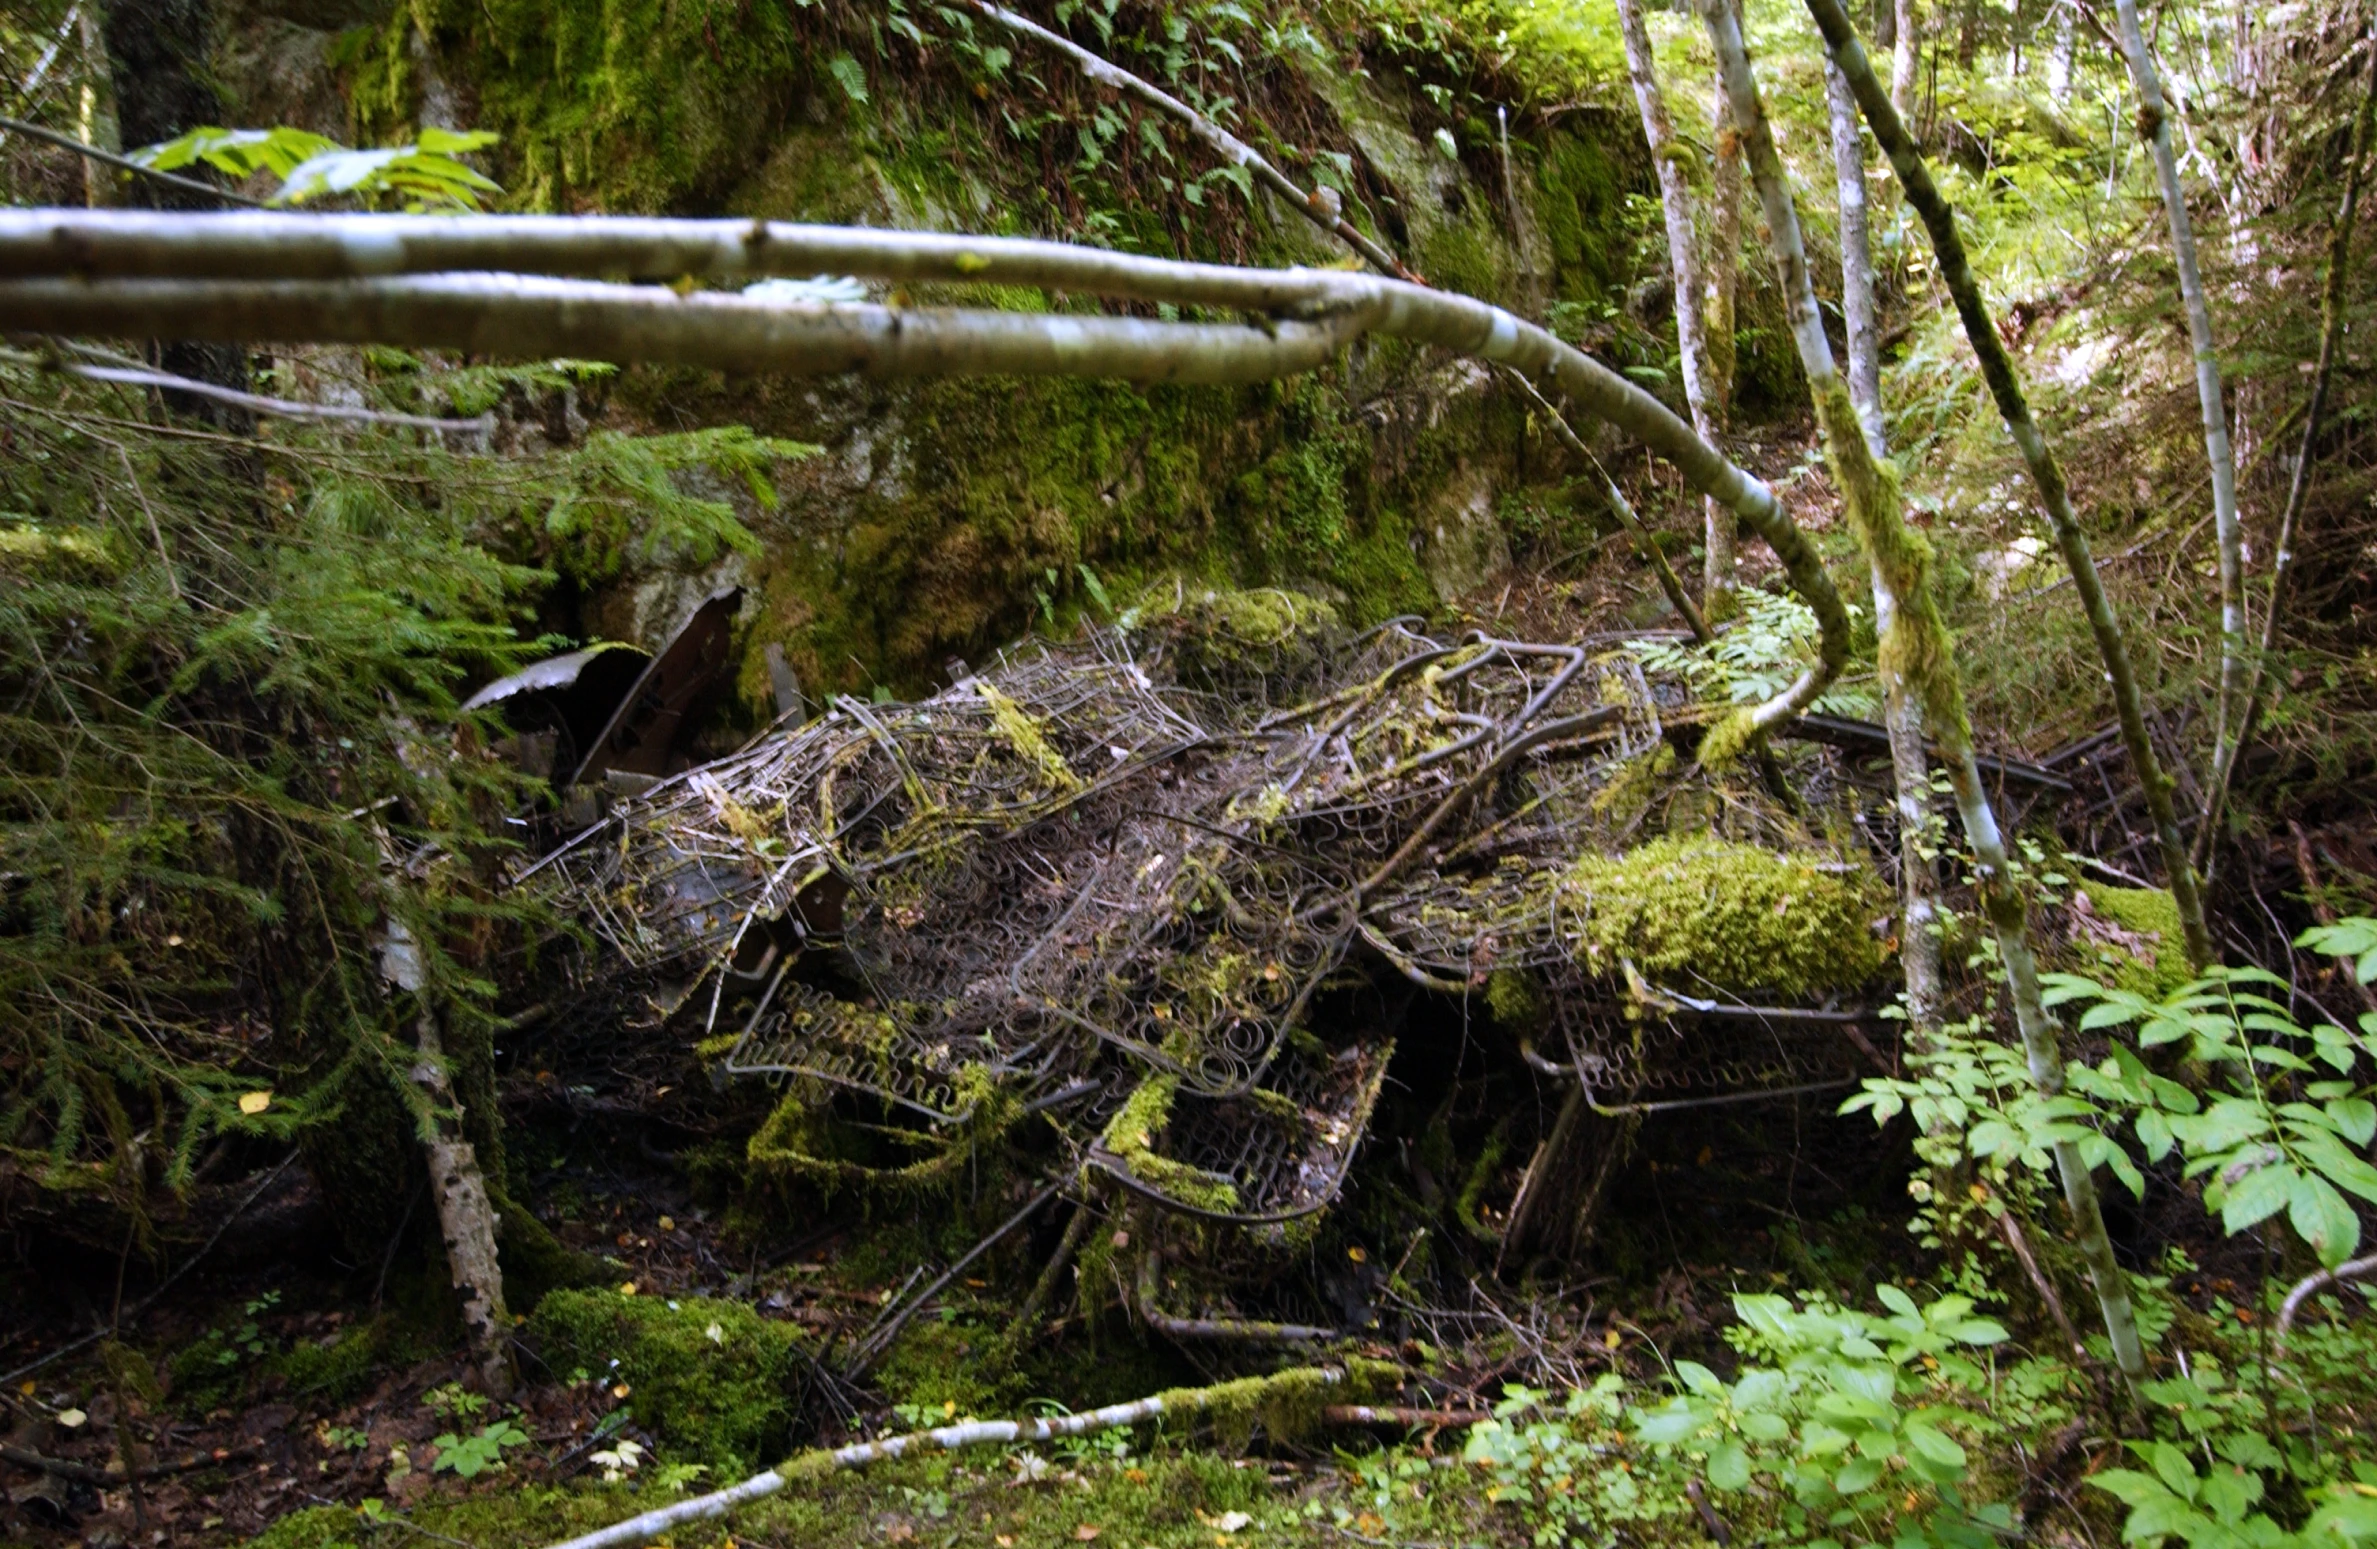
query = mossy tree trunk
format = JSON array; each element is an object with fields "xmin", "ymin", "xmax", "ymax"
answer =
[
  {"xmin": 1806, "ymin": 0, "xmax": 2215, "ymax": 969},
  {"xmin": 1702, "ymin": 0, "xmax": 2149, "ymax": 1385},
  {"xmin": 1801, "ymin": 0, "xmax": 2216, "ymax": 976}
]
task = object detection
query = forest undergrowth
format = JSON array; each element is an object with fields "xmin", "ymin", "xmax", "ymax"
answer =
[{"xmin": 7, "ymin": 0, "xmax": 2377, "ymax": 1545}]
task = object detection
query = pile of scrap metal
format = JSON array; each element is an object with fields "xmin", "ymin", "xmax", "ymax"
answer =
[{"xmin": 498, "ymin": 589, "xmax": 1898, "ymax": 1301}]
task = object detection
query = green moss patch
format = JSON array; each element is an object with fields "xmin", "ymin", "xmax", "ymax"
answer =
[
  {"xmin": 529, "ymin": 1290, "xmax": 808, "ymax": 1474},
  {"xmin": 1556, "ymin": 835, "xmax": 1888, "ymax": 996},
  {"xmin": 2073, "ymin": 883, "xmax": 2191, "ymax": 1001}
]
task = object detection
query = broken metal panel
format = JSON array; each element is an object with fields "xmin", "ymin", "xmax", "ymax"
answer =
[{"xmin": 569, "ymin": 585, "xmax": 744, "ymax": 789}]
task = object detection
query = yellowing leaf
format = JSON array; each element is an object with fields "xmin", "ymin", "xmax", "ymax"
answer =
[{"xmin": 238, "ymin": 1090, "xmax": 272, "ymax": 1115}]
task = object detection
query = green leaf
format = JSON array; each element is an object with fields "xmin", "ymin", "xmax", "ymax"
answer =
[
  {"xmin": 1903, "ymin": 1422, "xmax": 1967, "ymax": 1471},
  {"xmin": 1707, "ymin": 1442, "xmax": 1752, "ymax": 1491},
  {"xmin": 2220, "ymin": 1162, "xmax": 2294, "ymax": 1235},
  {"xmin": 2290, "ymin": 1172, "xmax": 2363, "ymax": 1268},
  {"xmin": 827, "ymin": 52, "xmax": 870, "ymax": 103},
  {"xmin": 1634, "ymin": 1402, "xmax": 1705, "ymax": 1445},
  {"xmin": 1676, "ymin": 1360, "xmax": 1725, "ymax": 1398},
  {"xmin": 1834, "ymin": 1457, "xmax": 1885, "ymax": 1494},
  {"xmin": 1432, "ymin": 126, "xmax": 1459, "ymax": 160}
]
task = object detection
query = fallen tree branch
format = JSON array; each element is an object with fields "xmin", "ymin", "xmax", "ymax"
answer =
[
  {"xmin": 0, "ymin": 1441, "xmax": 259, "ymax": 1485},
  {"xmin": 2276, "ymin": 1251, "xmax": 2377, "ymax": 1352},
  {"xmin": 2, "ymin": 347, "xmax": 496, "ymax": 432},
  {"xmin": 541, "ymin": 1365, "xmax": 1370, "ymax": 1549},
  {"xmin": 0, "ymin": 209, "xmax": 1847, "ymax": 737},
  {"xmin": 1322, "ymin": 1404, "xmax": 1487, "ymax": 1428}
]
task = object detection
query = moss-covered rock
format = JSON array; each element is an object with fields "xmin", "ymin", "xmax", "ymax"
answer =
[
  {"xmin": 529, "ymin": 1289, "xmax": 808, "ymax": 1474},
  {"xmin": 2072, "ymin": 883, "xmax": 2192, "ymax": 1001},
  {"xmin": 1557, "ymin": 835, "xmax": 1889, "ymax": 996}
]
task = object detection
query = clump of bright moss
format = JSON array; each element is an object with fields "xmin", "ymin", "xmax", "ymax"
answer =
[
  {"xmin": 1126, "ymin": 578, "xmax": 1344, "ymax": 697},
  {"xmin": 1557, "ymin": 835, "xmax": 1888, "ymax": 996},
  {"xmin": 2074, "ymin": 882, "xmax": 2192, "ymax": 1001},
  {"xmin": 529, "ymin": 1289, "xmax": 808, "ymax": 1474},
  {"xmin": 1098, "ymin": 1073, "xmax": 1242, "ymax": 1213}
]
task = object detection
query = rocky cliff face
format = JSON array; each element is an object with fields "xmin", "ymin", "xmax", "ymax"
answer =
[{"xmin": 205, "ymin": 0, "xmax": 1663, "ymax": 711}]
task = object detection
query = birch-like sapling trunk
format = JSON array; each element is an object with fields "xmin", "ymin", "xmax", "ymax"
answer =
[
  {"xmin": 376, "ymin": 917, "xmax": 512, "ymax": 1397},
  {"xmin": 1823, "ymin": 52, "xmax": 1943, "ymax": 1037},
  {"xmin": 1801, "ymin": 0, "xmax": 2215, "ymax": 976},
  {"xmin": 1826, "ymin": 60, "xmax": 1885, "ymax": 451},
  {"xmin": 1703, "ymin": 0, "xmax": 2148, "ymax": 1384},
  {"xmin": 1705, "ymin": 53, "xmax": 1745, "ymax": 618},
  {"xmin": 2111, "ymin": 0, "xmax": 2246, "ymax": 823},
  {"xmin": 2198, "ymin": 45, "xmax": 2377, "ymax": 872},
  {"xmin": 1892, "ymin": 0, "xmax": 1921, "ymax": 125},
  {"xmin": 1616, "ymin": 0, "xmax": 1726, "ymax": 625}
]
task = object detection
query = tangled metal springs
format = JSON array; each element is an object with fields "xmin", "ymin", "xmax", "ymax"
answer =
[{"xmin": 526, "ymin": 610, "xmax": 1868, "ymax": 1228}]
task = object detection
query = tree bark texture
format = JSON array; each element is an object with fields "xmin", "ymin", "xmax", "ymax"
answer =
[
  {"xmin": 2110, "ymin": 0, "xmax": 2246, "ymax": 808},
  {"xmin": 1892, "ymin": 0, "xmax": 1922, "ymax": 126},
  {"xmin": 1823, "ymin": 43, "xmax": 1941, "ymax": 1033},
  {"xmin": 1825, "ymin": 59, "xmax": 1886, "ymax": 453},
  {"xmin": 1706, "ymin": 55, "xmax": 1746, "ymax": 617},
  {"xmin": 1706, "ymin": 0, "xmax": 2147, "ymax": 1384},
  {"xmin": 376, "ymin": 917, "xmax": 512, "ymax": 1396},
  {"xmin": 1801, "ymin": 0, "xmax": 2216, "ymax": 974}
]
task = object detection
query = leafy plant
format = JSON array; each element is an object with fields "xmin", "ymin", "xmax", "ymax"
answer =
[
  {"xmin": 1461, "ymin": 1374, "xmax": 1678, "ymax": 1546},
  {"xmin": 422, "ymin": 1382, "xmax": 488, "ymax": 1422},
  {"xmin": 2091, "ymin": 1442, "xmax": 2377, "ymax": 1549},
  {"xmin": 132, "ymin": 126, "xmax": 501, "ymax": 212},
  {"xmin": 429, "ymin": 1420, "xmax": 528, "ymax": 1478},
  {"xmin": 589, "ymin": 1437, "xmax": 643, "ymax": 1482},
  {"xmin": 1629, "ymin": 1289, "xmax": 2022, "ymax": 1549},
  {"xmin": 1631, "ymin": 589, "xmax": 1880, "ymax": 719}
]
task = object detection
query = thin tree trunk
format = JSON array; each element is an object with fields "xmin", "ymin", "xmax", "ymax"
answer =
[
  {"xmin": 1827, "ymin": 60, "xmax": 1885, "ymax": 451},
  {"xmin": 1802, "ymin": 0, "xmax": 2217, "ymax": 975},
  {"xmin": 1872, "ymin": 582, "xmax": 1947, "ymax": 1038},
  {"xmin": 1616, "ymin": 0, "xmax": 1716, "ymax": 439},
  {"xmin": 377, "ymin": 916, "xmax": 512, "ymax": 1397},
  {"xmin": 1704, "ymin": 0, "xmax": 2148, "ymax": 1385},
  {"xmin": 1706, "ymin": 47, "xmax": 1746, "ymax": 618},
  {"xmin": 1892, "ymin": 0, "xmax": 1921, "ymax": 128},
  {"xmin": 2198, "ymin": 43, "xmax": 2377, "ymax": 873},
  {"xmin": 413, "ymin": 1010, "xmax": 514, "ymax": 1397},
  {"xmin": 2111, "ymin": 0, "xmax": 2246, "ymax": 822},
  {"xmin": 1616, "ymin": 0, "xmax": 1730, "ymax": 625},
  {"xmin": 77, "ymin": 7, "xmax": 120, "ymax": 210},
  {"xmin": 2048, "ymin": 0, "xmax": 2077, "ymax": 105},
  {"xmin": 1824, "ymin": 56, "xmax": 1942, "ymax": 1036}
]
